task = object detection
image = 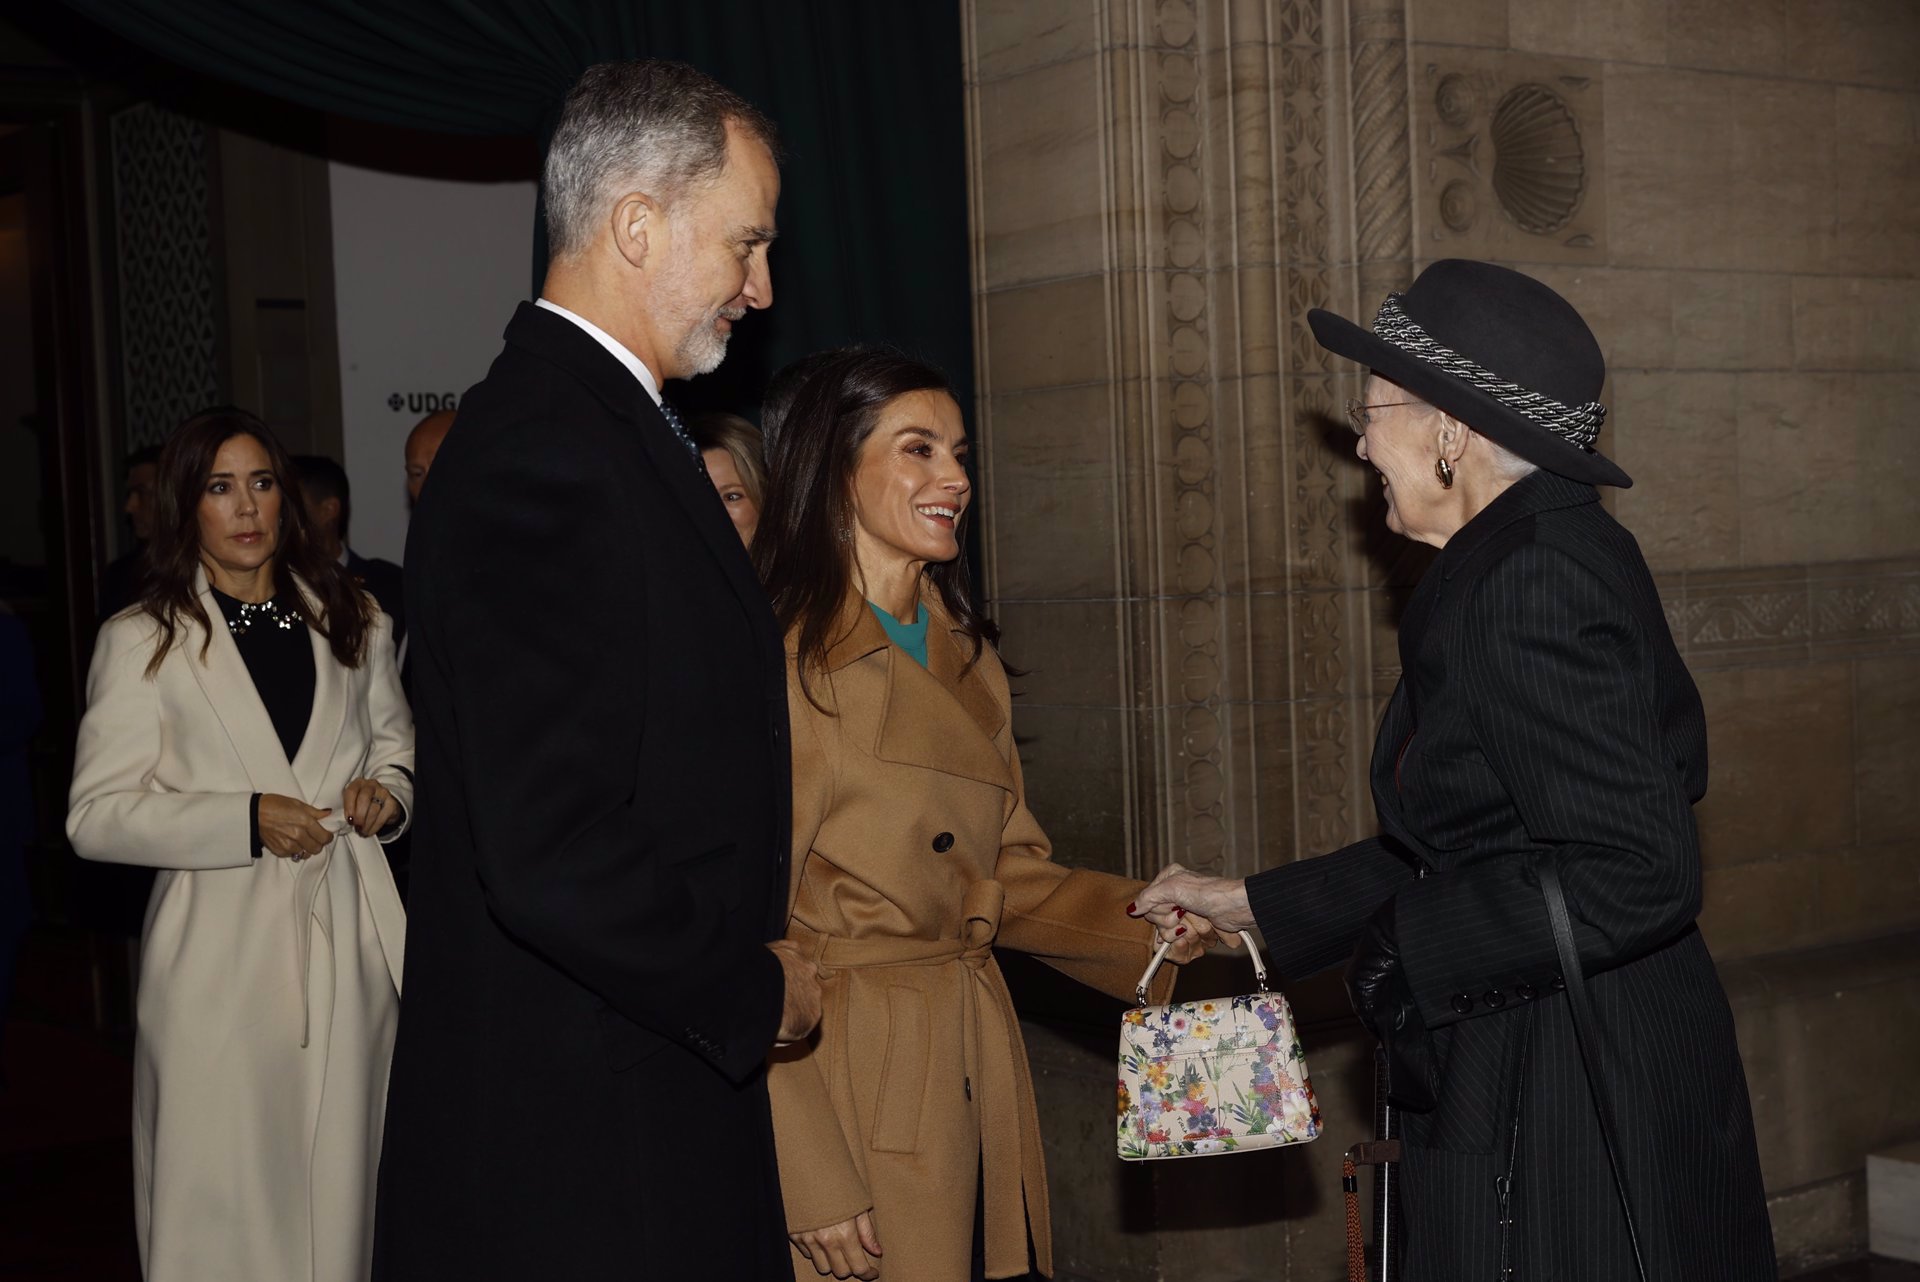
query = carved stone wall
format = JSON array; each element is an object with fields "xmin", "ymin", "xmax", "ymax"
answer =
[
  {"xmin": 965, "ymin": 2, "xmax": 1374, "ymax": 1276},
  {"xmin": 966, "ymin": 0, "xmax": 1920, "ymax": 1275},
  {"xmin": 967, "ymin": 0, "xmax": 1377, "ymax": 890}
]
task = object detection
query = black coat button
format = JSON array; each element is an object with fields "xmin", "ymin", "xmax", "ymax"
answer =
[
  {"xmin": 1515, "ymin": 982, "xmax": 1537, "ymax": 1001},
  {"xmin": 1550, "ymin": 973, "xmax": 1567, "ymax": 992},
  {"xmin": 1450, "ymin": 993, "xmax": 1474, "ymax": 1014},
  {"xmin": 932, "ymin": 832, "xmax": 955, "ymax": 852},
  {"xmin": 1483, "ymin": 989, "xmax": 1506, "ymax": 1009}
]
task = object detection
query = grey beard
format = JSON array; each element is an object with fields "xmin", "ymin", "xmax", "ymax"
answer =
[{"xmin": 675, "ymin": 321, "xmax": 731, "ymax": 378}]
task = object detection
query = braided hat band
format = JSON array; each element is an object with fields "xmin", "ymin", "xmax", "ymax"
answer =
[{"xmin": 1370, "ymin": 293, "xmax": 1606, "ymax": 450}]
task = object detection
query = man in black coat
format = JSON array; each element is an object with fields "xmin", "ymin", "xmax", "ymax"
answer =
[
  {"xmin": 1134, "ymin": 262, "xmax": 1775, "ymax": 1280},
  {"xmin": 373, "ymin": 61, "xmax": 821, "ymax": 1281}
]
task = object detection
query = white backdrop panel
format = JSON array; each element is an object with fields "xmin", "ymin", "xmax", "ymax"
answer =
[{"xmin": 329, "ymin": 164, "xmax": 535, "ymax": 564}]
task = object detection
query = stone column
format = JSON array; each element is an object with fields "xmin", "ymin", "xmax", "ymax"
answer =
[
  {"xmin": 963, "ymin": 0, "xmax": 1394, "ymax": 1274},
  {"xmin": 965, "ymin": 0, "xmax": 1383, "ymax": 886},
  {"xmin": 1348, "ymin": 0, "xmax": 1414, "ymax": 307}
]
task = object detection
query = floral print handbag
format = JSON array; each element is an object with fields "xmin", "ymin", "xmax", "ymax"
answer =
[{"xmin": 1117, "ymin": 931, "xmax": 1322, "ymax": 1160}]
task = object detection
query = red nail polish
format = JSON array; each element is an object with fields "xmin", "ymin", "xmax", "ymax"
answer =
[
  {"xmin": 1175, "ymin": 906, "xmax": 1186, "ymax": 917},
  {"xmin": 1126, "ymin": 901, "xmax": 1137, "ymax": 915},
  {"xmin": 1176, "ymin": 926, "xmax": 1188, "ymax": 937}
]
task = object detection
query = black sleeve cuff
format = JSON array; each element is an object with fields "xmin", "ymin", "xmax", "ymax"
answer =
[
  {"xmin": 377, "ymin": 767, "xmax": 412, "ymax": 838},
  {"xmin": 1245, "ymin": 837, "xmax": 1419, "ymax": 981},
  {"xmin": 249, "ymin": 793, "xmax": 262, "ymax": 858}
]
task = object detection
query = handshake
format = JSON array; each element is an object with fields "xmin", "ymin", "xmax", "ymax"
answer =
[
  {"xmin": 1124, "ymin": 863, "xmax": 1255, "ymax": 955},
  {"xmin": 1134, "ymin": 863, "xmax": 1438, "ymax": 1112}
]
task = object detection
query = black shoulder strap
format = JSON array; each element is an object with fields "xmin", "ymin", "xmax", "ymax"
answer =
[{"xmin": 1538, "ymin": 856, "xmax": 1650, "ymax": 1282}]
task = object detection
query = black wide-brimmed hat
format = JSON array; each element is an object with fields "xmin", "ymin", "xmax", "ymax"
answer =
[{"xmin": 1309, "ymin": 259, "xmax": 1630, "ymax": 488}]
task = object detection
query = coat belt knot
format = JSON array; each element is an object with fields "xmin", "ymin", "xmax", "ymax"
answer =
[{"xmin": 285, "ymin": 832, "xmax": 407, "ymax": 1048}]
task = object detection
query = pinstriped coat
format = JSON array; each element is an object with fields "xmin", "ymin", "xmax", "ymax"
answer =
[{"xmin": 1247, "ymin": 471, "xmax": 1775, "ymax": 1281}]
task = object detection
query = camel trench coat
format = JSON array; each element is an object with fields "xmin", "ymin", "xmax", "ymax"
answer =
[
  {"xmin": 67, "ymin": 571, "xmax": 412, "ymax": 1282},
  {"xmin": 768, "ymin": 599, "xmax": 1173, "ymax": 1282}
]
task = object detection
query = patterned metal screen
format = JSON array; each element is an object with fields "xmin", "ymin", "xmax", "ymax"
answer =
[{"xmin": 110, "ymin": 103, "xmax": 221, "ymax": 452}]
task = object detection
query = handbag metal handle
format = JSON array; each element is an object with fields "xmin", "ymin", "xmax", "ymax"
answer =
[{"xmin": 1133, "ymin": 930, "xmax": 1267, "ymax": 1006}]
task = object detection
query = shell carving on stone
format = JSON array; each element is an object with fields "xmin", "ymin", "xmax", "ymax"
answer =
[{"xmin": 1490, "ymin": 83, "xmax": 1586, "ymax": 234}]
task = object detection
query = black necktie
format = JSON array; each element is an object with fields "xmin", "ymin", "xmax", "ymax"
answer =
[{"xmin": 655, "ymin": 397, "xmax": 706, "ymax": 475}]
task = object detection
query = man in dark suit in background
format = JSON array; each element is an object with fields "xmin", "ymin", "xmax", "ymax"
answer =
[
  {"xmin": 97, "ymin": 445, "xmax": 159, "ymax": 620},
  {"xmin": 395, "ymin": 409, "xmax": 454, "ymax": 691},
  {"xmin": 293, "ymin": 453, "xmax": 405, "ymax": 643},
  {"xmin": 373, "ymin": 61, "xmax": 820, "ymax": 1281},
  {"xmin": 403, "ymin": 408, "xmax": 454, "ymax": 507}
]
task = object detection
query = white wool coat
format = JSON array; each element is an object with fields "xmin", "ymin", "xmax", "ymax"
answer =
[{"xmin": 67, "ymin": 570, "xmax": 411, "ymax": 1282}]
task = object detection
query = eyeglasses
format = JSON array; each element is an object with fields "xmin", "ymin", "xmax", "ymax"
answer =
[{"xmin": 1344, "ymin": 397, "xmax": 1422, "ymax": 434}]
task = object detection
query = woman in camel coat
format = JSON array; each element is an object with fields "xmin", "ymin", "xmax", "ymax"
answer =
[
  {"xmin": 756, "ymin": 350, "xmax": 1196, "ymax": 1282},
  {"xmin": 68, "ymin": 410, "xmax": 411, "ymax": 1282}
]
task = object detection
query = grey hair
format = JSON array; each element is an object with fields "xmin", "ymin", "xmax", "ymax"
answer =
[
  {"xmin": 1478, "ymin": 434, "xmax": 1540, "ymax": 482},
  {"xmin": 1385, "ymin": 387, "xmax": 1540, "ymax": 484},
  {"xmin": 543, "ymin": 60, "xmax": 780, "ymax": 260}
]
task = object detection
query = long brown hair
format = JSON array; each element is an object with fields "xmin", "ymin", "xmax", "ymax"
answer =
[
  {"xmin": 753, "ymin": 347, "xmax": 998, "ymax": 707},
  {"xmin": 137, "ymin": 408, "xmax": 374, "ymax": 677}
]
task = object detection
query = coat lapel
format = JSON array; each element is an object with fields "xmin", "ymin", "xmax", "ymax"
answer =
[
  {"xmin": 1395, "ymin": 566, "xmax": 1445, "ymax": 685},
  {"xmin": 289, "ymin": 576, "xmax": 348, "ymax": 803},
  {"xmin": 185, "ymin": 568, "xmax": 302, "ymax": 799},
  {"xmin": 1367, "ymin": 682, "xmax": 1430, "ymax": 866},
  {"xmin": 632, "ymin": 393, "xmax": 785, "ymax": 678},
  {"xmin": 1394, "ymin": 471, "xmax": 1603, "ymax": 706},
  {"xmin": 502, "ymin": 303, "xmax": 784, "ymax": 697},
  {"xmin": 1437, "ymin": 469, "xmax": 1599, "ymax": 584},
  {"xmin": 926, "ymin": 609, "xmax": 1006, "ymax": 746},
  {"xmin": 829, "ymin": 599, "xmax": 1014, "ymax": 792}
]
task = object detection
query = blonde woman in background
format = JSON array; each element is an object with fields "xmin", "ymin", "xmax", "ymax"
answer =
[{"xmin": 690, "ymin": 410, "xmax": 767, "ymax": 548}]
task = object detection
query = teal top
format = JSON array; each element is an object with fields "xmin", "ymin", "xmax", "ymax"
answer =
[{"xmin": 867, "ymin": 600, "xmax": 929, "ymax": 668}]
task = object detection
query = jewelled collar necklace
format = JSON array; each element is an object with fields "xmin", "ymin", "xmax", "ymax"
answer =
[{"xmin": 225, "ymin": 595, "xmax": 299, "ymax": 637}]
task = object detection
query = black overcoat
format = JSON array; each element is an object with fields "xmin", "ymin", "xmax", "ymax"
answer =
[
  {"xmin": 1248, "ymin": 471, "xmax": 1775, "ymax": 1281},
  {"xmin": 373, "ymin": 304, "xmax": 792, "ymax": 1279}
]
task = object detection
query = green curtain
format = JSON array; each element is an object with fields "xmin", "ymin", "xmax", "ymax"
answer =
[{"xmin": 59, "ymin": 0, "xmax": 973, "ymax": 417}]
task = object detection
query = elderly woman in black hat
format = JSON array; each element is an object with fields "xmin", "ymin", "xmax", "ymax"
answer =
[{"xmin": 1132, "ymin": 260, "xmax": 1775, "ymax": 1281}]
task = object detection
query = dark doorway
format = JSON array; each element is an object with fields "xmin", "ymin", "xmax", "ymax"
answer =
[{"xmin": 0, "ymin": 86, "xmax": 143, "ymax": 1282}]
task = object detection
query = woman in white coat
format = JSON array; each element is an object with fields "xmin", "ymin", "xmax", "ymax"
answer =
[{"xmin": 68, "ymin": 408, "xmax": 412, "ymax": 1282}]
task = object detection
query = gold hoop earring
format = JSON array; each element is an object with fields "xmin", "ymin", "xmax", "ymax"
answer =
[{"xmin": 1435, "ymin": 457, "xmax": 1455, "ymax": 490}]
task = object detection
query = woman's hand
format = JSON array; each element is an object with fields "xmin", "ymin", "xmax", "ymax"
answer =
[
  {"xmin": 791, "ymin": 1210, "xmax": 882, "ymax": 1280},
  {"xmin": 258, "ymin": 794, "xmax": 334, "ymax": 861},
  {"xmin": 1130, "ymin": 863, "xmax": 1255, "ymax": 936},
  {"xmin": 342, "ymin": 777, "xmax": 400, "ymax": 837},
  {"xmin": 1163, "ymin": 922, "xmax": 1214, "ymax": 964}
]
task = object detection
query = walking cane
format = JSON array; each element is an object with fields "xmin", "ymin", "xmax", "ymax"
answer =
[{"xmin": 1344, "ymin": 1045, "xmax": 1402, "ymax": 1282}]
